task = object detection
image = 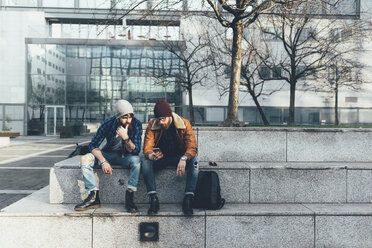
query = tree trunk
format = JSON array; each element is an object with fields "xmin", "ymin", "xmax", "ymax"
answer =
[
  {"xmin": 289, "ymin": 81, "xmax": 296, "ymax": 126},
  {"xmin": 188, "ymin": 87, "xmax": 195, "ymax": 125},
  {"xmin": 245, "ymin": 77, "xmax": 269, "ymax": 125},
  {"xmin": 335, "ymin": 85, "xmax": 339, "ymax": 125},
  {"xmin": 251, "ymin": 93, "xmax": 269, "ymax": 125},
  {"xmin": 224, "ymin": 22, "xmax": 243, "ymax": 126}
]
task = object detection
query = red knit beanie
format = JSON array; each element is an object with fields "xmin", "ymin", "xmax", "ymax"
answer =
[{"xmin": 154, "ymin": 99, "xmax": 172, "ymax": 118}]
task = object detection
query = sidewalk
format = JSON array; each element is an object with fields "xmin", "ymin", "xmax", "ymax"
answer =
[
  {"xmin": 0, "ymin": 135, "xmax": 92, "ymax": 165},
  {"xmin": 0, "ymin": 135, "xmax": 92, "ymax": 210}
]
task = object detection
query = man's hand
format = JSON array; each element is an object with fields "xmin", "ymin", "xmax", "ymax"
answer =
[
  {"xmin": 176, "ymin": 159, "xmax": 186, "ymax": 176},
  {"xmin": 116, "ymin": 125, "xmax": 129, "ymax": 140},
  {"xmin": 102, "ymin": 162, "xmax": 113, "ymax": 175},
  {"xmin": 149, "ymin": 151, "xmax": 164, "ymax": 161}
]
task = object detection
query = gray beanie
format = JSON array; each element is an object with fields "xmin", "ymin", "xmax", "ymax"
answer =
[{"xmin": 115, "ymin": 100, "xmax": 134, "ymax": 118}]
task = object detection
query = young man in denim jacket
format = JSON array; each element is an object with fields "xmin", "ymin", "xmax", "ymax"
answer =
[{"xmin": 74, "ymin": 100, "xmax": 142, "ymax": 213}]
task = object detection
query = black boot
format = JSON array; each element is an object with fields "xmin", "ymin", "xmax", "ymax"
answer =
[
  {"xmin": 125, "ymin": 190, "xmax": 138, "ymax": 213},
  {"xmin": 182, "ymin": 195, "xmax": 194, "ymax": 216},
  {"xmin": 74, "ymin": 190, "xmax": 101, "ymax": 211},
  {"xmin": 147, "ymin": 193, "xmax": 160, "ymax": 215}
]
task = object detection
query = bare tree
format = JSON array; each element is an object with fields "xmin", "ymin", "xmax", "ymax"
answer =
[
  {"xmin": 205, "ymin": 0, "xmax": 291, "ymax": 126},
  {"xmin": 253, "ymin": 0, "xmax": 365, "ymax": 125},
  {"xmin": 155, "ymin": 35, "xmax": 212, "ymax": 125},
  {"xmin": 317, "ymin": 57, "xmax": 366, "ymax": 125},
  {"xmin": 206, "ymin": 25, "xmax": 283, "ymax": 125}
]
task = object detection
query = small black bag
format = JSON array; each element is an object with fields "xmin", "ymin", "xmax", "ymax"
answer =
[
  {"xmin": 193, "ymin": 171, "xmax": 225, "ymax": 210},
  {"xmin": 68, "ymin": 143, "xmax": 90, "ymax": 158}
]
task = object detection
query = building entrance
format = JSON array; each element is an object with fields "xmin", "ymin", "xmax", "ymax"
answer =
[{"xmin": 45, "ymin": 105, "xmax": 65, "ymax": 136}]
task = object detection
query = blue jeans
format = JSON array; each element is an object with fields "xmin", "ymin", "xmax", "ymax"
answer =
[
  {"xmin": 80, "ymin": 151, "xmax": 141, "ymax": 192},
  {"xmin": 141, "ymin": 155, "xmax": 199, "ymax": 196}
]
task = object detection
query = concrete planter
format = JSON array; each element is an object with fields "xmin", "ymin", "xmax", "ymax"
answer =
[{"xmin": 0, "ymin": 132, "xmax": 20, "ymax": 138}]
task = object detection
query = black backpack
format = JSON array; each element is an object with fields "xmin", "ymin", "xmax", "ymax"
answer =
[
  {"xmin": 68, "ymin": 143, "xmax": 90, "ymax": 158},
  {"xmin": 193, "ymin": 171, "xmax": 225, "ymax": 210}
]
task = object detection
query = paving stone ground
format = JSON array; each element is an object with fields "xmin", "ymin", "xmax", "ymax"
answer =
[{"xmin": 0, "ymin": 135, "xmax": 92, "ymax": 209}]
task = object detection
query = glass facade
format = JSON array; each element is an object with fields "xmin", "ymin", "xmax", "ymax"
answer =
[{"xmin": 26, "ymin": 42, "xmax": 182, "ymax": 135}]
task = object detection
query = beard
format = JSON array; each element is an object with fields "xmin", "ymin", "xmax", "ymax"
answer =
[
  {"xmin": 160, "ymin": 119, "xmax": 171, "ymax": 130},
  {"xmin": 119, "ymin": 119, "xmax": 131, "ymax": 127}
]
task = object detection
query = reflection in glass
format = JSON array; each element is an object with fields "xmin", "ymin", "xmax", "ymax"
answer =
[
  {"xmin": 66, "ymin": 46, "xmax": 87, "ymax": 75},
  {"xmin": 28, "ymin": 75, "xmax": 45, "ymax": 106},
  {"xmin": 56, "ymin": 107, "xmax": 64, "ymax": 135},
  {"xmin": 66, "ymin": 105, "xmax": 86, "ymax": 125},
  {"xmin": 28, "ymin": 43, "xmax": 183, "ymax": 126},
  {"xmin": 66, "ymin": 76, "xmax": 86, "ymax": 104},
  {"xmin": 27, "ymin": 44, "xmax": 45, "ymax": 75},
  {"xmin": 46, "ymin": 107, "xmax": 55, "ymax": 135},
  {"xmin": 46, "ymin": 44, "xmax": 66, "ymax": 75},
  {"xmin": 45, "ymin": 75, "xmax": 66, "ymax": 105}
]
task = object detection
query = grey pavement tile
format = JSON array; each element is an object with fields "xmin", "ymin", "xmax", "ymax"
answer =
[
  {"xmin": 44, "ymin": 150, "xmax": 74, "ymax": 156},
  {"xmin": 0, "ymin": 169, "xmax": 49, "ymax": 190},
  {"xmin": 0, "ymin": 156, "xmax": 64, "ymax": 168},
  {"xmin": 0, "ymin": 194, "xmax": 29, "ymax": 210}
]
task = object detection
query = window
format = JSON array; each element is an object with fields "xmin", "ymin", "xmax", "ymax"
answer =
[
  {"xmin": 325, "ymin": 0, "xmax": 358, "ymax": 16},
  {"xmin": 262, "ymin": 28, "xmax": 282, "ymax": 41},
  {"xmin": 298, "ymin": 28, "xmax": 316, "ymax": 42},
  {"xmin": 272, "ymin": 67, "xmax": 282, "ymax": 79},
  {"xmin": 345, "ymin": 97, "xmax": 357, "ymax": 103},
  {"xmin": 80, "ymin": 0, "xmax": 111, "ymax": 9},
  {"xmin": 259, "ymin": 66, "xmax": 282, "ymax": 80},
  {"xmin": 43, "ymin": 0, "xmax": 74, "ymax": 8},
  {"xmin": 259, "ymin": 66, "xmax": 271, "ymax": 80},
  {"xmin": 3, "ymin": 0, "xmax": 37, "ymax": 6},
  {"xmin": 37, "ymin": 68, "xmax": 41, "ymax": 74}
]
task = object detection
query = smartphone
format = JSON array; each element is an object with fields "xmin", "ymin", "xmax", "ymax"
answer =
[{"xmin": 153, "ymin": 147, "xmax": 161, "ymax": 153}]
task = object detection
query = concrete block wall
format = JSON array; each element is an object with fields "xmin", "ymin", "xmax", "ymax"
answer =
[
  {"xmin": 196, "ymin": 128, "xmax": 372, "ymax": 162},
  {"xmin": 50, "ymin": 159, "xmax": 372, "ymax": 204},
  {"xmin": 50, "ymin": 128, "xmax": 372, "ymax": 204}
]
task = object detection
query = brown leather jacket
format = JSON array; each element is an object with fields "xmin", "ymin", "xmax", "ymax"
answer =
[{"xmin": 143, "ymin": 113, "xmax": 198, "ymax": 160}]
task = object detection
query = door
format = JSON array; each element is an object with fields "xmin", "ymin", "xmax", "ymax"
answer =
[{"xmin": 45, "ymin": 105, "xmax": 65, "ymax": 136}]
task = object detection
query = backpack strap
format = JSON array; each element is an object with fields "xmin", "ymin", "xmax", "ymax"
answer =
[{"xmin": 218, "ymin": 198, "xmax": 225, "ymax": 210}]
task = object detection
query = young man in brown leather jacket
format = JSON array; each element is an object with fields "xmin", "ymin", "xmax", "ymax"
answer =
[{"xmin": 142, "ymin": 99, "xmax": 199, "ymax": 216}]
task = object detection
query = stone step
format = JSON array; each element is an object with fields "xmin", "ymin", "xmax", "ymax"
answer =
[
  {"xmin": 196, "ymin": 128, "xmax": 372, "ymax": 162},
  {"xmin": 50, "ymin": 156, "xmax": 372, "ymax": 204},
  {"xmin": 2, "ymin": 187, "xmax": 372, "ymax": 248}
]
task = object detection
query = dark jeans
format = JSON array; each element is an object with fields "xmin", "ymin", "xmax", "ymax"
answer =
[{"xmin": 141, "ymin": 155, "xmax": 199, "ymax": 196}]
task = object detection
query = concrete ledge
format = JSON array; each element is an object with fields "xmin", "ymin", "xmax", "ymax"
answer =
[
  {"xmin": 287, "ymin": 130, "xmax": 372, "ymax": 162},
  {"xmin": 50, "ymin": 157, "xmax": 372, "ymax": 204},
  {"xmin": 3, "ymin": 189, "xmax": 372, "ymax": 248},
  {"xmin": 198, "ymin": 129, "xmax": 287, "ymax": 162},
  {"xmin": 50, "ymin": 157, "xmax": 251, "ymax": 204},
  {"xmin": 194, "ymin": 128, "xmax": 372, "ymax": 162}
]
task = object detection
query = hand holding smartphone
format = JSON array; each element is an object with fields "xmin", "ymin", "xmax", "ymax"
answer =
[
  {"xmin": 153, "ymin": 147, "xmax": 161, "ymax": 153},
  {"xmin": 151, "ymin": 147, "xmax": 163, "ymax": 160}
]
